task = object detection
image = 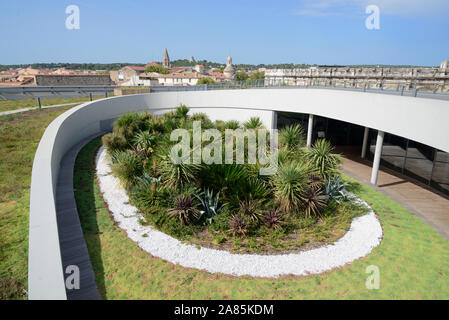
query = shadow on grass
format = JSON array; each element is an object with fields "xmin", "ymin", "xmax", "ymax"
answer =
[{"xmin": 73, "ymin": 137, "xmax": 106, "ymax": 298}]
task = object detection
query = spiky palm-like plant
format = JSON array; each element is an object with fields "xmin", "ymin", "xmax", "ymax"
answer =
[
  {"xmin": 133, "ymin": 131, "xmax": 157, "ymax": 158},
  {"xmin": 225, "ymin": 120, "xmax": 240, "ymax": 130},
  {"xmin": 167, "ymin": 194, "xmax": 200, "ymax": 226},
  {"xmin": 279, "ymin": 124, "xmax": 305, "ymax": 151},
  {"xmin": 243, "ymin": 117, "xmax": 264, "ymax": 129},
  {"xmin": 159, "ymin": 157, "xmax": 199, "ymax": 190},
  {"xmin": 229, "ymin": 213, "xmax": 248, "ymax": 236},
  {"xmin": 110, "ymin": 150, "xmax": 144, "ymax": 190},
  {"xmin": 264, "ymin": 208, "xmax": 285, "ymax": 230},
  {"xmin": 114, "ymin": 112, "xmax": 149, "ymax": 140},
  {"xmin": 239, "ymin": 199, "xmax": 264, "ymax": 224},
  {"xmin": 102, "ymin": 132, "xmax": 127, "ymax": 153},
  {"xmin": 271, "ymin": 161, "xmax": 310, "ymax": 212},
  {"xmin": 190, "ymin": 112, "xmax": 211, "ymax": 123},
  {"xmin": 302, "ymin": 187, "xmax": 328, "ymax": 218},
  {"xmin": 305, "ymin": 139, "xmax": 342, "ymax": 177},
  {"xmin": 175, "ymin": 104, "xmax": 190, "ymax": 120}
]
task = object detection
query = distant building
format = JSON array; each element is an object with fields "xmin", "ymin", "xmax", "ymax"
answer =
[
  {"xmin": 110, "ymin": 65, "xmax": 146, "ymax": 85},
  {"xmin": 162, "ymin": 48, "xmax": 170, "ymax": 69},
  {"xmin": 441, "ymin": 60, "xmax": 449, "ymax": 70},
  {"xmin": 190, "ymin": 56, "xmax": 195, "ymax": 63}
]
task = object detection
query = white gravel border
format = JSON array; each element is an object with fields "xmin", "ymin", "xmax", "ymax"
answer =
[{"xmin": 95, "ymin": 146, "xmax": 383, "ymax": 278}]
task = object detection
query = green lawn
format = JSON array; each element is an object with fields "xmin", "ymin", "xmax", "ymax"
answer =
[
  {"xmin": 0, "ymin": 106, "xmax": 76, "ymax": 300},
  {"xmin": 74, "ymin": 137, "xmax": 449, "ymax": 300},
  {"xmin": 0, "ymin": 95, "xmax": 105, "ymax": 113}
]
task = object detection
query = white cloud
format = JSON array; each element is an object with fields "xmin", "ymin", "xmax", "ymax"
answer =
[{"xmin": 293, "ymin": 0, "xmax": 449, "ymax": 17}]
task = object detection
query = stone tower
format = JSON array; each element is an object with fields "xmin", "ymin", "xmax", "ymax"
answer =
[
  {"xmin": 223, "ymin": 56, "xmax": 235, "ymax": 80},
  {"xmin": 162, "ymin": 48, "xmax": 170, "ymax": 69}
]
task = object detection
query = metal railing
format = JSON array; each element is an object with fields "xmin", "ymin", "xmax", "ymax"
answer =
[{"xmin": 1, "ymin": 79, "xmax": 449, "ymax": 101}]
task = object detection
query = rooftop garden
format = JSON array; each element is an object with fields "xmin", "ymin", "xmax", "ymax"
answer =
[{"xmin": 100, "ymin": 106, "xmax": 368, "ymax": 254}]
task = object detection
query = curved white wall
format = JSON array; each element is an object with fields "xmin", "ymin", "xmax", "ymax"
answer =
[{"xmin": 28, "ymin": 88, "xmax": 449, "ymax": 299}]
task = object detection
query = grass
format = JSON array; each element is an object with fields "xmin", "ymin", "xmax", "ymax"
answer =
[
  {"xmin": 0, "ymin": 95, "xmax": 106, "ymax": 113},
  {"xmin": 74, "ymin": 137, "xmax": 449, "ymax": 299},
  {"xmin": 0, "ymin": 105, "xmax": 77, "ymax": 300}
]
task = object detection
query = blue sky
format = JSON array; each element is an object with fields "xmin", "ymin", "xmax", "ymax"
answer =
[{"xmin": 0, "ymin": 0, "xmax": 448, "ymax": 66}]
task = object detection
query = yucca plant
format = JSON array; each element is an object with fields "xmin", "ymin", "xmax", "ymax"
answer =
[
  {"xmin": 133, "ymin": 131, "xmax": 157, "ymax": 158},
  {"xmin": 305, "ymin": 139, "xmax": 342, "ymax": 177},
  {"xmin": 239, "ymin": 200, "xmax": 264, "ymax": 224},
  {"xmin": 229, "ymin": 213, "xmax": 248, "ymax": 236},
  {"xmin": 114, "ymin": 112, "xmax": 149, "ymax": 140},
  {"xmin": 271, "ymin": 161, "xmax": 310, "ymax": 212},
  {"xmin": 199, "ymin": 164, "xmax": 248, "ymax": 197},
  {"xmin": 194, "ymin": 188, "xmax": 226, "ymax": 225},
  {"xmin": 243, "ymin": 117, "xmax": 263, "ymax": 129},
  {"xmin": 324, "ymin": 175, "xmax": 349, "ymax": 203},
  {"xmin": 264, "ymin": 208, "xmax": 285, "ymax": 230},
  {"xmin": 225, "ymin": 120, "xmax": 240, "ymax": 130},
  {"xmin": 159, "ymin": 157, "xmax": 199, "ymax": 190},
  {"xmin": 110, "ymin": 150, "xmax": 144, "ymax": 190},
  {"xmin": 130, "ymin": 172, "xmax": 161, "ymax": 209},
  {"xmin": 302, "ymin": 187, "xmax": 328, "ymax": 218},
  {"xmin": 167, "ymin": 194, "xmax": 200, "ymax": 226},
  {"xmin": 102, "ymin": 132, "xmax": 127, "ymax": 153},
  {"xmin": 175, "ymin": 104, "xmax": 190, "ymax": 120},
  {"xmin": 190, "ymin": 112, "xmax": 211, "ymax": 123},
  {"xmin": 279, "ymin": 124, "xmax": 305, "ymax": 151}
]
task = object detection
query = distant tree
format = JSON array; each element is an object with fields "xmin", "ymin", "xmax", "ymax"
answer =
[
  {"xmin": 196, "ymin": 77, "xmax": 216, "ymax": 85},
  {"xmin": 218, "ymin": 66, "xmax": 225, "ymax": 73},
  {"xmin": 145, "ymin": 65, "xmax": 169, "ymax": 74},
  {"xmin": 249, "ymin": 71, "xmax": 265, "ymax": 80},
  {"xmin": 236, "ymin": 71, "xmax": 249, "ymax": 81}
]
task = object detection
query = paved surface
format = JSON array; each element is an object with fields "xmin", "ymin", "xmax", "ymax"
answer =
[
  {"xmin": 56, "ymin": 134, "xmax": 102, "ymax": 299},
  {"xmin": 341, "ymin": 156, "xmax": 449, "ymax": 241},
  {"xmin": 0, "ymin": 102, "xmax": 80, "ymax": 117}
]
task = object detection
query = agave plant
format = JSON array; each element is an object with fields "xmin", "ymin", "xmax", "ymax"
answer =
[
  {"xmin": 264, "ymin": 208, "xmax": 285, "ymax": 230},
  {"xmin": 110, "ymin": 150, "xmax": 144, "ymax": 190},
  {"xmin": 243, "ymin": 117, "xmax": 264, "ymax": 129},
  {"xmin": 270, "ymin": 161, "xmax": 310, "ymax": 212},
  {"xmin": 279, "ymin": 124, "xmax": 305, "ymax": 151},
  {"xmin": 305, "ymin": 139, "xmax": 342, "ymax": 177},
  {"xmin": 133, "ymin": 131, "xmax": 157, "ymax": 158},
  {"xmin": 229, "ymin": 213, "xmax": 248, "ymax": 236},
  {"xmin": 167, "ymin": 194, "xmax": 200, "ymax": 226},
  {"xmin": 239, "ymin": 199, "xmax": 264, "ymax": 224},
  {"xmin": 324, "ymin": 175, "xmax": 349, "ymax": 203},
  {"xmin": 302, "ymin": 187, "xmax": 328, "ymax": 218},
  {"xmin": 194, "ymin": 188, "xmax": 226, "ymax": 225}
]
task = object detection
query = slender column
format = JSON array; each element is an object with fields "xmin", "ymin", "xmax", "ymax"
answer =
[
  {"xmin": 307, "ymin": 114, "xmax": 314, "ymax": 147},
  {"xmin": 361, "ymin": 127, "xmax": 369, "ymax": 158},
  {"xmin": 370, "ymin": 130, "xmax": 385, "ymax": 185}
]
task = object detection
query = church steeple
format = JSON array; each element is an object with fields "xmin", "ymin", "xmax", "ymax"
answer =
[{"xmin": 162, "ymin": 48, "xmax": 170, "ymax": 69}]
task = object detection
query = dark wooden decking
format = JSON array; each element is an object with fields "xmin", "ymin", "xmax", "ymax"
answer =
[{"xmin": 55, "ymin": 134, "xmax": 102, "ymax": 300}]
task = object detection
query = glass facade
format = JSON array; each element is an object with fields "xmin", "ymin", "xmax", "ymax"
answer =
[
  {"xmin": 277, "ymin": 111, "xmax": 449, "ymax": 197},
  {"xmin": 368, "ymin": 130, "xmax": 449, "ymax": 196}
]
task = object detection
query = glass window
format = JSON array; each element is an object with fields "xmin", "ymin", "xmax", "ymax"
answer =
[{"xmin": 404, "ymin": 141, "xmax": 434, "ymax": 183}]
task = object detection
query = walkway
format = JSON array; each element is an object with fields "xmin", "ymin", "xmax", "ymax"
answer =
[
  {"xmin": 0, "ymin": 102, "xmax": 80, "ymax": 117},
  {"xmin": 341, "ymin": 156, "xmax": 449, "ymax": 241}
]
